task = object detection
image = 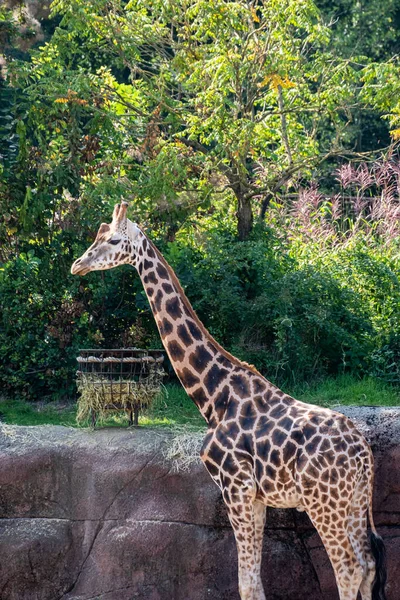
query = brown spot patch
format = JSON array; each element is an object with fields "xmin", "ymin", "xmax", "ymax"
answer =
[
  {"xmin": 204, "ymin": 364, "xmax": 229, "ymax": 396},
  {"xmin": 262, "ymin": 479, "xmax": 275, "ymax": 493},
  {"xmin": 278, "ymin": 467, "xmax": 291, "ymax": 484},
  {"xmin": 178, "ymin": 368, "xmax": 200, "ymax": 388},
  {"xmin": 231, "ymin": 373, "xmax": 250, "ymax": 398},
  {"xmin": 253, "ymin": 379, "xmax": 266, "ymax": 394},
  {"xmin": 154, "ymin": 289, "xmax": 163, "ymax": 312},
  {"xmin": 278, "ymin": 416, "xmax": 293, "ymax": 431},
  {"xmin": 167, "ymin": 340, "xmax": 185, "ymax": 362},
  {"xmin": 191, "ymin": 387, "xmax": 208, "ymax": 408},
  {"xmin": 225, "ymin": 421, "xmax": 240, "ymax": 442},
  {"xmin": 222, "ymin": 453, "xmax": 239, "ymax": 475},
  {"xmin": 266, "ymin": 465, "xmax": 276, "ymax": 479},
  {"xmin": 160, "ymin": 318, "xmax": 173, "ymax": 336},
  {"xmin": 255, "ymin": 419, "xmax": 274, "ymax": 439},
  {"xmin": 162, "ymin": 283, "xmax": 174, "ymax": 294},
  {"xmin": 208, "ymin": 443, "xmax": 225, "ymax": 465},
  {"xmin": 189, "ymin": 345, "xmax": 213, "ymax": 373},
  {"xmin": 204, "ymin": 404, "xmax": 213, "ymax": 422},
  {"xmin": 270, "ymin": 449, "xmax": 281, "ymax": 468},
  {"xmin": 272, "ymin": 428, "xmax": 286, "ymax": 447},
  {"xmin": 305, "ymin": 440, "xmax": 320, "ymax": 455},
  {"xmin": 291, "ymin": 429, "xmax": 304, "ymax": 444},
  {"xmin": 240, "ymin": 401, "xmax": 257, "ymax": 430},
  {"xmin": 144, "ymin": 272, "xmax": 157, "ymax": 284},
  {"xmin": 325, "ymin": 450, "xmax": 336, "ymax": 465},
  {"xmin": 254, "ymin": 395, "xmax": 267, "ymax": 412},
  {"xmin": 337, "ymin": 454, "xmax": 348, "ymax": 468},
  {"xmin": 283, "ymin": 441, "xmax": 297, "ymax": 462},
  {"xmin": 214, "ymin": 385, "xmax": 230, "ymax": 419},
  {"xmin": 203, "ymin": 460, "xmax": 219, "ymax": 477},
  {"xmin": 215, "ymin": 426, "xmax": 234, "ymax": 449},
  {"xmin": 156, "ymin": 263, "xmax": 169, "ymax": 279},
  {"xmin": 216, "ymin": 356, "xmax": 231, "ymax": 370},
  {"xmin": 320, "ymin": 439, "xmax": 331, "ymax": 453},
  {"xmin": 177, "ymin": 323, "xmax": 192, "ymax": 347},
  {"xmin": 255, "ymin": 459, "xmax": 264, "ymax": 481},
  {"xmin": 303, "ymin": 423, "xmax": 317, "ymax": 440},
  {"xmin": 165, "ymin": 296, "xmax": 182, "ymax": 320},
  {"xmin": 333, "ymin": 438, "xmax": 348, "ymax": 453},
  {"xmin": 225, "ymin": 398, "xmax": 239, "ymax": 420},
  {"xmin": 269, "ymin": 404, "xmax": 287, "ymax": 419},
  {"xmin": 187, "ymin": 320, "xmax": 202, "ymax": 340},
  {"xmin": 257, "ymin": 440, "xmax": 271, "ymax": 460},
  {"xmin": 236, "ymin": 433, "xmax": 254, "ymax": 455}
]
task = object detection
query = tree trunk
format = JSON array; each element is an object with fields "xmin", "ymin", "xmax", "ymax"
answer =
[
  {"xmin": 235, "ymin": 188, "xmax": 253, "ymax": 241},
  {"xmin": 260, "ymin": 192, "xmax": 273, "ymax": 220},
  {"xmin": 223, "ymin": 165, "xmax": 254, "ymax": 240}
]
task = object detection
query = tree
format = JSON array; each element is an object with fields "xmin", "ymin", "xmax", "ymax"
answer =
[
  {"xmin": 1, "ymin": 1, "xmax": 400, "ymax": 398},
  {"xmin": 315, "ymin": 0, "xmax": 400, "ymax": 61},
  {"xmin": 6, "ymin": 0, "xmax": 389, "ymax": 240}
]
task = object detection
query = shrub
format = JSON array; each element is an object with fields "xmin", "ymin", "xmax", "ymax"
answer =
[{"xmin": 1, "ymin": 161, "xmax": 399, "ymax": 398}]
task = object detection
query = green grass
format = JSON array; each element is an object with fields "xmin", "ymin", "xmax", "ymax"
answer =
[
  {"xmin": 0, "ymin": 384, "xmax": 205, "ymax": 429},
  {"xmin": 0, "ymin": 375, "xmax": 398, "ymax": 429},
  {"xmin": 0, "ymin": 398, "xmax": 77, "ymax": 427},
  {"xmin": 142, "ymin": 384, "xmax": 204, "ymax": 427},
  {"xmin": 290, "ymin": 374, "xmax": 400, "ymax": 408}
]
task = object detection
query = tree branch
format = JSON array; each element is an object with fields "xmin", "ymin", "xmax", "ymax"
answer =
[{"xmin": 277, "ymin": 84, "xmax": 293, "ymax": 166}]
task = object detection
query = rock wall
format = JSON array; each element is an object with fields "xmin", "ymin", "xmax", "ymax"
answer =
[{"xmin": 0, "ymin": 406, "xmax": 399, "ymax": 600}]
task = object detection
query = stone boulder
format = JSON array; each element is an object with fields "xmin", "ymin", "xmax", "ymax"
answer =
[{"xmin": 0, "ymin": 406, "xmax": 399, "ymax": 600}]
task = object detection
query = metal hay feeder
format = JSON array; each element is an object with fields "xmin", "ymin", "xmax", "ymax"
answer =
[{"xmin": 76, "ymin": 348, "xmax": 165, "ymax": 426}]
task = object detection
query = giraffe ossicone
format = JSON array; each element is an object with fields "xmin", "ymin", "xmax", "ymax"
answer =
[{"xmin": 71, "ymin": 203, "xmax": 387, "ymax": 600}]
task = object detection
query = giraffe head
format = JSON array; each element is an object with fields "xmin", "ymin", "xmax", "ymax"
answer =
[{"xmin": 71, "ymin": 202, "xmax": 140, "ymax": 276}]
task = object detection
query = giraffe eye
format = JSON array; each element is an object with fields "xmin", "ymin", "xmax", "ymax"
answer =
[{"xmin": 108, "ymin": 239, "xmax": 121, "ymax": 245}]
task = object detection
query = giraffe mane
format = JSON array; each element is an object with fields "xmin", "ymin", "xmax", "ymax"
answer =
[{"xmin": 147, "ymin": 237, "xmax": 263, "ymax": 379}]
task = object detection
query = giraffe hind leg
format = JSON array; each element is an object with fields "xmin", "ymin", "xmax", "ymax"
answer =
[
  {"xmin": 306, "ymin": 509, "xmax": 364, "ymax": 600},
  {"xmin": 348, "ymin": 507, "xmax": 375, "ymax": 600}
]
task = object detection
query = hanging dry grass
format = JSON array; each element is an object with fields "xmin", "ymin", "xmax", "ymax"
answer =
[{"xmin": 76, "ymin": 369, "xmax": 164, "ymax": 424}]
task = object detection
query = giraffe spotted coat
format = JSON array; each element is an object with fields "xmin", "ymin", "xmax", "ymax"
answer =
[{"xmin": 71, "ymin": 203, "xmax": 387, "ymax": 600}]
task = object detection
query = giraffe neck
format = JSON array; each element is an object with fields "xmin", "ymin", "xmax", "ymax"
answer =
[{"xmin": 132, "ymin": 230, "xmax": 260, "ymax": 425}]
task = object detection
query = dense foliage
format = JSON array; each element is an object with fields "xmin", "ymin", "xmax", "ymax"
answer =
[{"xmin": 0, "ymin": 0, "xmax": 399, "ymax": 399}]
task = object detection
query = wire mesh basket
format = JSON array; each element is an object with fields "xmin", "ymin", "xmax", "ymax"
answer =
[{"xmin": 76, "ymin": 348, "xmax": 165, "ymax": 426}]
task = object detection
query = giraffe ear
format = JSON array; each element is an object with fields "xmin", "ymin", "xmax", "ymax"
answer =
[
  {"xmin": 116, "ymin": 201, "xmax": 129, "ymax": 223},
  {"xmin": 95, "ymin": 223, "xmax": 110, "ymax": 240}
]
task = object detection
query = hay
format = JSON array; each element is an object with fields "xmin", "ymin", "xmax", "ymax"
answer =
[
  {"xmin": 76, "ymin": 369, "xmax": 164, "ymax": 424},
  {"xmin": 163, "ymin": 426, "xmax": 205, "ymax": 472}
]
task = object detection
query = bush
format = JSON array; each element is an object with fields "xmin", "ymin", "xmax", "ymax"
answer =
[
  {"xmin": 1, "ymin": 163, "xmax": 399, "ymax": 399},
  {"xmin": 165, "ymin": 223, "xmax": 399, "ymax": 385},
  {"xmin": 0, "ymin": 236, "xmax": 160, "ymax": 399}
]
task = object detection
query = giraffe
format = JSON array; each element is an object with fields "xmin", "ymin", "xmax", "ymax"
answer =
[{"xmin": 71, "ymin": 202, "xmax": 387, "ymax": 600}]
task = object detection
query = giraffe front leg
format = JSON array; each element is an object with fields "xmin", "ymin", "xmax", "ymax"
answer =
[
  {"xmin": 225, "ymin": 494, "xmax": 266, "ymax": 600},
  {"xmin": 254, "ymin": 501, "xmax": 267, "ymax": 600}
]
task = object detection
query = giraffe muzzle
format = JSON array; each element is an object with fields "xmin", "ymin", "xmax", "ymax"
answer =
[{"xmin": 71, "ymin": 258, "xmax": 90, "ymax": 276}]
